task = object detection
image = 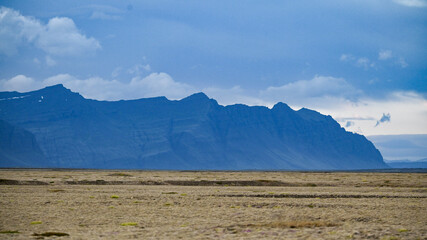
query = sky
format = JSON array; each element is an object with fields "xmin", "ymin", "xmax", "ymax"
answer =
[{"xmin": 0, "ymin": 0, "xmax": 426, "ymax": 136}]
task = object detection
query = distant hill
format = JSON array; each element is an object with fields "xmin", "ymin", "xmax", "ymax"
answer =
[
  {"xmin": 367, "ymin": 134, "xmax": 427, "ymax": 161},
  {"xmin": 386, "ymin": 159, "xmax": 427, "ymax": 169},
  {"xmin": 0, "ymin": 85, "xmax": 387, "ymax": 170},
  {"xmin": 0, "ymin": 119, "xmax": 47, "ymax": 167}
]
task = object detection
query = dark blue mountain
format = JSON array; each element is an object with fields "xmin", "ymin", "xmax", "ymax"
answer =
[
  {"xmin": 0, "ymin": 119, "xmax": 47, "ymax": 167},
  {"xmin": 0, "ymin": 85, "xmax": 387, "ymax": 170}
]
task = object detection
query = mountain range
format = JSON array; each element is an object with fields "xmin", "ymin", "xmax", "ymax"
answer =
[
  {"xmin": 385, "ymin": 159, "xmax": 427, "ymax": 169},
  {"xmin": 0, "ymin": 84, "xmax": 387, "ymax": 170}
]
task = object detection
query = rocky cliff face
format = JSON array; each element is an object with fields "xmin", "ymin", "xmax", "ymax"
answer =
[
  {"xmin": 0, "ymin": 119, "xmax": 46, "ymax": 167},
  {"xmin": 0, "ymin": 85, "xmax": 387, "ymax": 170}
]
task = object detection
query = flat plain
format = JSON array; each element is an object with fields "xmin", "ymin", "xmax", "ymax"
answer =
[{"xmin": 0, "ymin": 170, "xmax": 426, "ymax": 239}]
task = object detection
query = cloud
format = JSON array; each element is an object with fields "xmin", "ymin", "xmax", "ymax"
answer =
[
  {"xmin": 345, "ymin": 121, "xmax": 355, "ymax": 128},
  {"xmin": 204, "ymin": 86, "xmax": 272, "ymax": 107},
  {"xmin": 339, "ymin": 54, "xmax": 355, "ymax": 62},
  {"xmin": 128, "ymin": 72, "xmax": 194, "ymax": 99},
  {"xmin": 0, "ymin": 7, "xmax": 41, "ymax": 55},
  {"xmin": 397, "ymin": 57, "xmax": 408, "ymax": 68},
  {"xmin": 45, "ymin": 56, "xmax": 56, "ymax": 67},
  {"xmin": 90, "ymin": 11, "xmax": 120, "ymax": 20},
  {"xmin": 393, "ymin": 0, "xmax": 427, "ymax": 7},
  {"xmin": 378, "ymin": 50, "xmax": 392, "ymax": 60},
  {"xmin": 82, "ymin": 4, "xmax": 123, "ymax": 20},
  {"xmin": 0, "ymin": 7, "xmax": 100, "ymax": 56},
  {"xmin": 36, "ymin": 17, "xmax": 101, "ymax": 56},
  {"xmin": 1, "ymin": 72, "xmax": 194, "ymax": 101},
  {"xmin": 336, "ymin": 116, "xmax": 376, "ymax": 122},
  {"xmin": 111, "ymin": 67, "xmax": 123, "ymax": 78},
  {"xmin": 260, "ymin": 76, "xmax": 361, "ymax": 107},
  {"xmin": 340, "ymin": 54, "xmax": 375, "ymax": 69},
  {"xmin": 325, "ymin": 91, "xmax": 427, "ymax": 135},
  {"xmin": 0, "ymin": 75, "xmax": 38, "ymax": 92},
  {"xmin": 128, "ymin": 64, "xmax": 152, "ymax": 76},
  {"xmin": 375, "ymin": 113, "xmax": 391, "ymax": 127},
  {"xmin": 356, "ymin": 57, "xmax": 375, "ymax": 69}
]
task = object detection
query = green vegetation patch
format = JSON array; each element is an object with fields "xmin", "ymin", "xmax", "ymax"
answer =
[
  {"xmin": 110, "ymin": 195, "xmax": 119, "ymax": 198},
  {"xmin": 120, "ymin": 222, "xmax": 138, "ymax": 226},
  {"xmin": 30, "ymin": 221, "xmax": 42, "ymax": 225},
  {"xmin": 0, "ymin": 230, "xmax": 20, "ymax": 234}
]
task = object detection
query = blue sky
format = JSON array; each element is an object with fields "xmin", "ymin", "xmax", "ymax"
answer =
[{"xmin": 1, "ymin": 0, "xmax": 426, "ymax": 135}]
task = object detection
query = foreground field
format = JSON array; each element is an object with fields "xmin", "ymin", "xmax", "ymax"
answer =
[{"xmin": 0, "ymin": 170, "xmax": 426, "ymax": 239}]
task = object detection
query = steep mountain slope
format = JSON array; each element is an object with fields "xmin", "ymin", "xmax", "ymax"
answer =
[
  {"xmin": 0, "ymin": 119, "xmax": 47, "ymax": 167},
  {"xmin": 0, "ymin": 85, "xmax": 387, "ymax": 170}
]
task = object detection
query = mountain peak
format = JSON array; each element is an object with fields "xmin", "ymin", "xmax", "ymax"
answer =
[
  {"xmin": 297, "ymin": 108, "xmax": 331, "ymax": 122},
  {"xmin": 272, "ymin": 102, "xmax": 293, "ymax": 111},
  {"xmin": 31, "ymin": 84, "xmax": 84, "ymax": 101},
  {"xmin": 181, "ymin": 92, "xmax": 209, "ymax": 101},
  {"xmin": 35, "ymin": 84, "xmax": 71, "ymax": 94}
]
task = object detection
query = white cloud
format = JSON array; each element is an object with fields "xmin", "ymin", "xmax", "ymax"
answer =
[
  {"xmin": 0, "ymin": 7, "xmax": 100, "ymax": 56},
  {"xmin": 339, "ymin": 54, "xmax": 355, "ymax": 62},
  {"xmin": 44, "ymin": 74, "xmax": 128, "ymax": 100},
  {"xmin": 260, "ymin": 76, "xmax": 360, "ymax": 107},
  {"xmin": 36, "ymin": 17, "xmax": 101, "ymax": 56},
  {"xmin": 128, "ymin": 72, "xmax": 194, "ymax": 99},
  {"xmin": 393, "ymin": 0, "xmax": 427, "ymax": 7},
  {"xmin": 328, "ymin": 91, "xmax": 427, "ymax": 135},
  {"xmin": 204, "ymin": 86, "xmax": 272, "ymax": 107},
  {"xmin": 397, "ymin": 57, "xmax": 408, "ymax": 68},
  {"xmin": 111, "ymin": 67, "xmax": 123, "ymax": 78},
  {"xmin": 0, "ymin": 75, "xmax": 39, "ymax": 92},
  {"xmin": 128, "ymin": 64, "xmax": 151, "ymax": 75},
  {"xmin": 356, "ymin": 57, "xmax": 371, "ymax": 69},
  {"xmin": 45, "ymin": 56, "xmax": 56, "ymax": 67},
  {"xmin": 378, "ymin": 50, "xmax": 392, "ymax": 60},
  {"xmin": 340, "ymin": 54, "xmax": 375, "ymax": 69},
  {"xmin": 0, "ymin": 7, "xmax": 42, "ymax": 55}
]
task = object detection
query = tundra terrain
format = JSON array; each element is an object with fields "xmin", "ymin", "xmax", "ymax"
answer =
[{"xmin": 0, "ymin": 170, "xmax": 426, "ymax": 239}]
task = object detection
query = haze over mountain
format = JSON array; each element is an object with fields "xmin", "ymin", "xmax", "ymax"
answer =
[
  {"xmin": 0, "ymin": 85, "xmax": 387, "ymax": 170},
  {"xmin": 385, "ymin": 159, "xmax": 427, "ymax": 169},
  {"xmin": 367, "ymin": 134, "xmax": 427, "ymax": 161}
]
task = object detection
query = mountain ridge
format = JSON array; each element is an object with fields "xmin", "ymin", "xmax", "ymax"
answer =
[{"xmin": 0, "ymin": 85, "xmax": 387, "ymax": 170}]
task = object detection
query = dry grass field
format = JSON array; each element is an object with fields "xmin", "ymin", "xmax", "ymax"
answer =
[{"xmin": 0, "ymin": 170, "xmax": 426, "ymax": 239}]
